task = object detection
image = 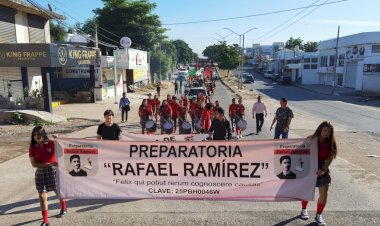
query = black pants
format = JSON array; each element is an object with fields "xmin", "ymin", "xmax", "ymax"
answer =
[
  {"xmin": 256, "ymin": 113, "xmax": 264, "ymax": 133},
  {"xmin": 121, "ymin": 106, "xmax": 129, "ymax": 122}
]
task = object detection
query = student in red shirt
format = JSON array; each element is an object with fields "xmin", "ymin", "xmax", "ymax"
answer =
[
  {"xmin": 182, "ymin": 94, "xmax": 189, "ymax": 110},
  {"xmin": 236, "ymin": 98, "xmax": 246, "ymax": 139},
  {"xmin": 211, "ymin": 100, "xmax": 220, "ymax": 121},
  {"xmin": 229, "ymin": 98, "xmax": 238, "ymax": 133},
  {"xmin": 170, "ymin": 96, "xmax": 181, "ymax": 133},
  {"xmin": 200, "ymin": 103, "xmax": 213, "ymax": 133},
  {"xmin": 147, "ymin": 93, "xmax": 156, "ymax": 116},
  {"xmin": 29, "ymin": 126, "xmax": 67, "ymax": 226},
  {"xmin": 154, "ymin": 94, "xmax": 161, "ymax": 123},
  {"xmin": 189, "ymin": 97, "xmax": 197, "ymax": 132},
  {"xmin": 299, "ymin": 121, "xmax": 337, "ymax": 226},
  {"xmin": 166, "ymin": 94, "xmax": 173, "ymax": 106},
  {"xmin": 138, "ymin": 99, "xmax": 153, "ymax": 134},
  {"xmin": 178, "ymin": 100, "xmax": 188, "ymax": 134},
  {"xmin": 159, "ymin": 100, "xmax": 172, "ymax": 134}
]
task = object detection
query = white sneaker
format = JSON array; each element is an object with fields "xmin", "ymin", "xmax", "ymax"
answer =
[
  {"xmin": 315, "ymin": 214, "xmax": 326, "ymax": 226},
  {"xmin": 300, "ymin": 209, "xmax": 309, "ymax": 220}
]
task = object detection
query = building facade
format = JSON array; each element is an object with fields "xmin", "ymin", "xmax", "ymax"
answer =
[{"xmin": 318, "ymin": 32, "xmax": 380, "ymax": 93}]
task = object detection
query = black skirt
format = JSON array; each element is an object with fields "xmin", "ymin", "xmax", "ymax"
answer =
[{"xmin": 35, "ymin": 166, "xmax": 57, "ymax": 193}]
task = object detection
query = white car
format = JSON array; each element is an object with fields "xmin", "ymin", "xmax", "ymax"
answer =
[
  {"xmin": 187, "ymin": 87, "xmax": 209, "ymax": 100},
  {"xmin": 264, "ymin": 71, "xmax": 274, "ymax": 78}
]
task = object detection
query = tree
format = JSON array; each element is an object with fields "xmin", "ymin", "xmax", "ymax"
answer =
[
  {"xmin": 303, "ymin": 41, "xmax": 318, "ymax": 52},
  {"xmin": 286, "ymin": 37, "xmax": 304, "ymax": 50},
  {"xmin": 87, "ymin": 0, "xmax": 166, "ymax": 51},
  {"xmin": 150, "ymin": 49, "xmax": 170, "ymax": 80},
  {"xmin": 203, "ymin": 43, "xmax": 239, "ymax": 76},
  {"xmin": 172, "ymin": 39, "xmax": 195, "ymax": 65},
  {"xmin": 50, "ymin": 20, "xmax": 67, "ymax": 42},
  {"xmin": 160, "ymin": 40, "xmax": 177, "ymax": 70}
]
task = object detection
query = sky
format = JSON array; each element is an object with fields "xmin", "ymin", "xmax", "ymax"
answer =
[{"xmin": 37, "ymin": 0, "xmax": 380, "ymax": 55}]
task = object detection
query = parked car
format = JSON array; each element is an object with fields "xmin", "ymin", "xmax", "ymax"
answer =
[
  {"xmin": 243, "ymin": 74, "xmax": 255, "ymax": 84},
  {"xmin": 271, "ymin": 73, "xmax": 280, "ymax": 81},
  {"xmin": 264, "ymin": 70, "xmax": 274, "ymax": 78}
]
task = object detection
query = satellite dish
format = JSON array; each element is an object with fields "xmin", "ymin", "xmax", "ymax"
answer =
[{"xmin": 120, "ymin": 37, "xmax": 132, "ymax": 48}]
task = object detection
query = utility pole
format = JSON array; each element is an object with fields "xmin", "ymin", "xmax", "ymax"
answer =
[
  {"xmin": 240, "ymin": 35, "xmax": 245, "ymax": 89},
  {"xmin": 113, "ymin": 49, "xmax": 118, "ymax": 104},
  {"xmin": 332, "ymin": 25, "xmax": 340, "ymax": 95},
  {"xmin": 95, "ymin": 24, "xmax": 99, "ymax": 49}
]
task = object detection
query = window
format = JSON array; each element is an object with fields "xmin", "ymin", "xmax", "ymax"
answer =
[
  {"xmin": 311, "ymin": 57, "xmax": 318, "ymax": 63},
  {"xmin": 304, "ymin": 58, "xmax": 311, "ymax": 63},
  {"xmin": 320, "ymin": 56, "xmax": 327, "ymax": 67},
  {"xmin": 372, "ymin": 45, "xmax": 380, "ymax": 53},
  {"xmin": 329, "ymin": 55, "xmax": 336, "ymax": 66},
  {"xmin": 311, "ymin": 64, "xmax": 318, "ymax": 69},
  {"xmin": 294, "ymin": 59, "xmax": 301, "ymax": 64},
  {"xmin": 0, "ymin": 6, "xmax": 16, "ymax": 43},
  {"xmin": 304, "ymin": 64, "xmax": 310, "ymax": 69},
  {"xmin": 28, "ymin": 14, "xmax": 46, "ymax": 43},
  {"xmin": 287, "ymin": 60, "xmax": 292, "ymax": 64},
  {"xmin": 338, "ymin": 54, "xmax": 345, "ymax": 66}
]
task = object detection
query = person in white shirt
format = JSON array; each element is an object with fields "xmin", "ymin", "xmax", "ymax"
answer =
[{"xmin": 252, "ymin": 95, "xmax": 267, "ymax": 134}]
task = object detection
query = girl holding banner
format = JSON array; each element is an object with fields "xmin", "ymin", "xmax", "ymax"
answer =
[
  {"xmin": 28, "ymin": 126, "xmax": 67, "ymax": 226},
  {"xmin": 300, "ymin": 121, "xmax": 337, "ymax": 226}
]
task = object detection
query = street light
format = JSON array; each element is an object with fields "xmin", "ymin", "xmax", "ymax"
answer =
[
  {"xmin": 223, "ymin": 27, "xmax": 258, "ymax": 89},
  {"xmin": 215, "ymin": 32, "xmax": 234, "ymax": 42}
]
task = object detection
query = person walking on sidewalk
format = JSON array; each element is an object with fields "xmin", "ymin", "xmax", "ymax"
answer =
[
  {"xmin": 235, "ymin": 98, "xmax": 246, "ymax": 139},
  {"xmin": 156, "ymin": 80, "xmax": 162, "ymax": 98},
  {"xmin": 97, "ymin": 110, "xmax": 121, "ymax": 140},
  {"xmin": 299, "ymin": 121, "xmax": 337, "ymax": 226},
  {"xmin": 119, "ymin": 92, "xmax": 131, "ymax": 123},
  {"xmin": 174, "ymin": 79, "xmax": 179, "ymax": 94},
  {"xmin": 252, "ymin": 95, "xmax": 267, "ymax": 135},
  {"xmin": 29, "ymin": 126, "xmax": 67, "ymax": 226},
  {"xmin": 228, "ymin": 98, "xmax": 238, "ymax": 133},
  {"xmin": 270, "ymin": 98, "xmax": 293, "ymax": 139}
]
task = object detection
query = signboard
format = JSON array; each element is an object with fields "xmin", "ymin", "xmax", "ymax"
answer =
[
  {"xmin": 345, "ymin": 45, "xmax": 365, "ymax": 60},
  {"xmin": 55, "ymin": 138, "xmax": 318, "ymax": 201},
  {"xmin": 0, "ymin": 44, "xmax": 100, "ymax": 67},
  {"xmin": 62, "ymin": 66, "xmax": 101, "ymax": 78},
  {"xmin": 363, "ymin": 64, "xmax": 380, "ymax": 75},
  {"xmin": 120, "ymin": 36, "xmax": 132, "ymax": 48},
  {"xmin": 0, "ymin": 44, "xmax": 50, "ymax": 67}
]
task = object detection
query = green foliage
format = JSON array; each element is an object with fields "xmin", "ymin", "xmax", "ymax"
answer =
[
  {"xmin": 303, "ymin": 41, "xmax": 318, "ymax": 52},
  {"xmin": 172, "ymin": 39, "xmax": 195, "ymax": 64},
  {"xmin": 87, "ymin": 0, "xmax": 167, "ymax": 50},
  {"xmin": 150, "ymin": 49, "xmax": 170, "ymax": 80},
  {"xmin": 203, "ymin": 43, "xmax": 239, "ymax": 70},
  {"xmin": 285, "ymin": 37, "xmax": 304, "ymax": 50},
  {"xmin": 29, "ymin": 118, "xmax": 55, "ymax": 126},
  {"xmin": 50, "ymin": 20, "xmax": 67, "ymax": 42},
  {"xmin": 11, "ymin": 111, "xmax": 24, "ymax": 123}
]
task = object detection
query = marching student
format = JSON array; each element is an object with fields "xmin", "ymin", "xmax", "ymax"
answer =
[
  {"xmin": 235, "ymin": 97, "xmax": 246, "ymax": 139},
  {"xmin": 29, "ymin": 126, "xmax": 67, "ymax": 226},
  {"xmin": 200, "ymin": 103, "xmax": 213, "ymax": 133},
  {"xmin": 189, "ymin": 97, "xmax": 197, "ymax": 132},
  {"xmin": 170, "ymin": 97, "xmax": 181, "ymax": 133},
  {"xmin": 299, "ymin": 121, "xmax": 338, "ymax": 226},
  {"xmin": 228, "ymin": 98, "xmax": 238, "ymax": 133},
  {"xmin": 96, "ymin": 109, "xmax": 122, "ymax": 140},
  {"xmin": 153, "ymin": 94, "xmax": 161, "ymax": 123},
  {"xmin": 138, "ymin": 99, "xmax": 153, "ymax": 134},
  {"xmin": 147, "ymin": 93, "xmax": 156, "ymax": 119},
  {"xmin": 159, "ymin": 100, "xmax": 172, "ymax": 134},
  {"xmin": 178, "ymin": 100, "xmax": 188, "ymax": 134},
  {"xmin": 208, "ymin": 107, "xmax": 232, "ymax": 140}
]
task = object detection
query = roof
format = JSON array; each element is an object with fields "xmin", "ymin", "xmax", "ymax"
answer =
[
  {"xmin": 319, "ymin": 32, "xmax": 380, "ymax": 50},
  {"xmin": 0, "ymin": 0, "xmax": 65, "ymax": 20}
]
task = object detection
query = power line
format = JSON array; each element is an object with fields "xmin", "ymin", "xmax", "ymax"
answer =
[
  {"xmin": 39, "ymin": 0, "xmax": 121, "ymax": 45},
  {"xmin": 255, "ymin": 0, "xmax": 322, "ymax": 41},
  {"xmin": 162, "ymin": 0, "xmax": 348, "ymax": 25},
  {"xmin": 259, "ymin": 0, "xmax": 329, "ymax": 43}
]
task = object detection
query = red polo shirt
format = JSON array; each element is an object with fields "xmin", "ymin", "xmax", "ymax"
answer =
[{"xmin": 29, "ymin": 140, "xmax": 56, "ymax": 163}]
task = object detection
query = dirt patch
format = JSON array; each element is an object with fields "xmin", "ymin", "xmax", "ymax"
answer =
[
  {"xmin": 0, "ymin": 118, "xmax": 99, "ymax": 163},
  {"xmin": 219, "ymin": 70, "xmax": 259, "ymax": 100}
]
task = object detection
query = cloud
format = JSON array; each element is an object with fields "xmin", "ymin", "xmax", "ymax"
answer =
[{"xmin": 304, "ymin": 19, "xmax": 380, "ymax": 27}]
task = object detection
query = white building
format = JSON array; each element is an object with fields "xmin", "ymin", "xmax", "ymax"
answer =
[{"xmin": 318, "ymin": 32, "xmax": 380, "ymax": 93}]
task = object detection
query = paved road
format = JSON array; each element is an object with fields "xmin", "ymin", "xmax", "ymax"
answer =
[{"xmin": 1, "ymin": 79, "xmax": 380, "ymax": 226}]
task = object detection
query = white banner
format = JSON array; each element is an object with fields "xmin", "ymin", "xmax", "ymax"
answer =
[
  {"xmin": 121, "ymin": 133, "xmax": 209, "ymax": 142},
  {"xmin": 55, "ymin": 138, "xmax": 318, "ymax": 201}
]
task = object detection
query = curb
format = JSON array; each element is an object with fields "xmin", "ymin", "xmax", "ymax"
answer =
[{"xmin": 216, "ymin": 68, "xmax": 242, "ymax": 99}]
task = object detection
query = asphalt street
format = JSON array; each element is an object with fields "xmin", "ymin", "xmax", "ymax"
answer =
[{"xmin": 1, "ymin": 77, "xmax": 380, "ymax": 226}]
